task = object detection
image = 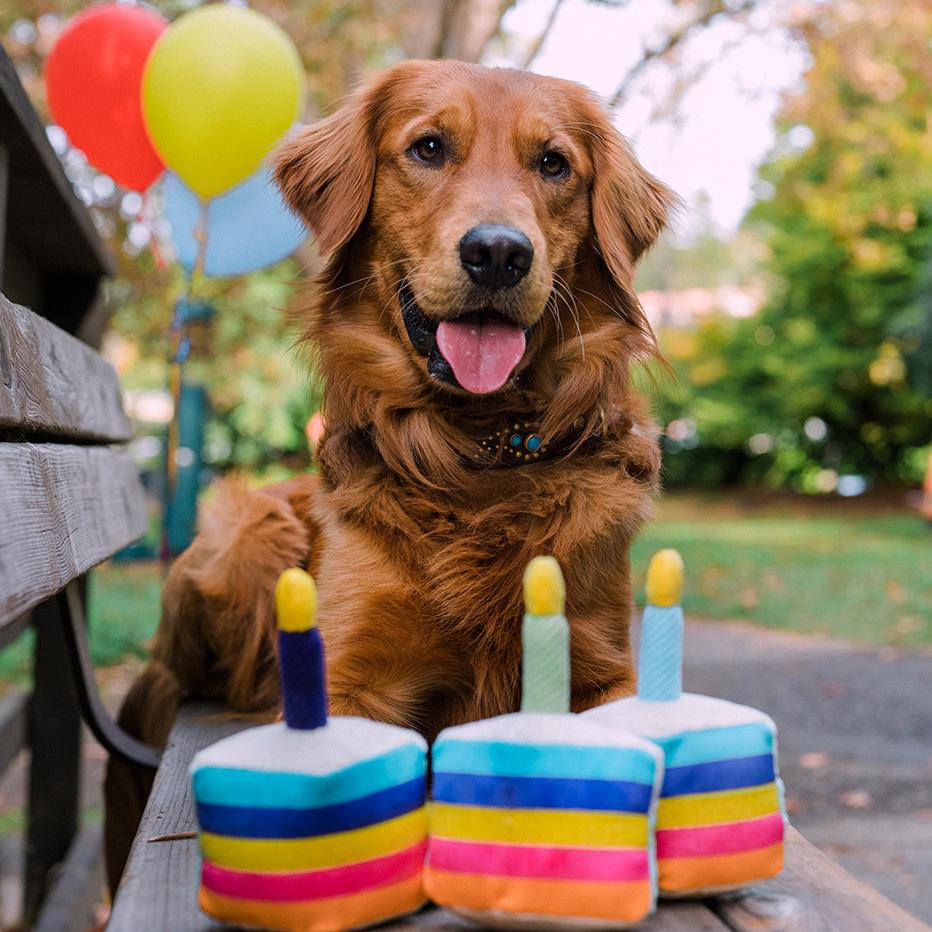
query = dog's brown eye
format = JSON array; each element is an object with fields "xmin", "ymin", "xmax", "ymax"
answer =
[
  {"xmin": 540, "ymin": 150, "xmax": 569, "ymax": 179},
  {"xmin": 410, "ymin": 136, "xmax": 445, "ymax": 164}
]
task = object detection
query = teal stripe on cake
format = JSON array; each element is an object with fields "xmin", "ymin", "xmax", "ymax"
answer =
[
  {"xmin": 656, "ymin": 723, "xmax": 773, "ymax": 770},
  {"xmin": 192, "ymin": 743, "xmax": 425, "ymax": 809},
  {"xmin": 433, "ymin": 740, "xmax": 657, "ymax": 785}
]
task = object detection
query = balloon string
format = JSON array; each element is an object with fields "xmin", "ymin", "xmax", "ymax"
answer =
[
  {"xmin": 192, "ymin": 198, "xmax": 209, "ymax": 285},
  {"xmin": 139, "ymin": 190, "xmax": 168, "ymax": 271}
]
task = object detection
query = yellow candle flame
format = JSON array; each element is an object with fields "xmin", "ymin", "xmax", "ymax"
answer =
[
  {"xmin": 275, "ymin": 568, "xmax": 318, "ymax": 632},
  {"xmin": 645, "ymin": 549, "xmax": 684, "ymax": 606},
  {"xmin": 523, "ymin": 556, "xmax": 566, "ymax": 615}
]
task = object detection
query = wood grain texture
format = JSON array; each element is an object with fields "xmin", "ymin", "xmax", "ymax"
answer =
[
  {"xmin": 0, "ymin": 294, "xmax": 131, "ymax": 442},
  {"xmin": 711, "ymin": 826, "xmax": 930, "ymax": 932},
  {"xmin": 32, "ymin": 826, "xmax": 104, "ymax": 932},
  {"xmin": 108, "ymin": 704, "xmax": 727, "ymax": 931},
  {"xmin": 0, "ymin": 443, "xmax": 146, "ymax": 628}
]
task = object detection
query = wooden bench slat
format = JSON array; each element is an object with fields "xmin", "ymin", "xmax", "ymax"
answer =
[
  {"xmin": 0, "ymin": 443, "xmax": 147, "ymax": 628},
  {"xmin": 0, "ymin": 294, "xmax": 131, "ymax": 442},
  {"xmin": 109, "ymin": 704, "xmax": 729, "ymax": 931},
  {"xmin": 711, "ymin": 826, "xmax": 929, "ymax": 932}
]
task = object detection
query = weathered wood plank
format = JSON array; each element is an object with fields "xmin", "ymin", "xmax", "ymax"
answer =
[
  {"xmin": 109, "ymin": 705, "xmax": 243, "ymax": 932},
  {"xmin": 0, "ymin": 294, "xmax": 131, "ymax": 442},
  {"xmin": 0, "ymin": 688, "xmax": 27, "ymax": 776},
  {"xmin": 32, "ymin": 826, "xmax": 104, "ymax": 932},
  {"xmin": 109, "ymin": 703, "xmax": 726, "ymax": 932},
  {"xmin": 710, "ymin": 826, "xmax": 929, "ymax": 932},
  {"xmin": 0, "ymin": 443, "xmax": 146, "ymax": 628}
]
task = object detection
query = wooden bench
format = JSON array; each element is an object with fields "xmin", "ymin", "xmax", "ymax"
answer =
[
  {"xmin": 109, "ymin": 702, "xmax": 928, "ymax": 932},
  {"xmin": 0, "ymin": 45, "xmax": 161, "ymax": 929}
]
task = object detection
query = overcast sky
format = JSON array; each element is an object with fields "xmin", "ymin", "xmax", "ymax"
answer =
[{"xmin": 494, "ymin": 0, "xmax": 810, "ymax": 237}]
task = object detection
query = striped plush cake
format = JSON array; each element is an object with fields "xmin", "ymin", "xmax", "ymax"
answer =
[
  {"xmin": 190, "ymin": 569, "xmax": 429, "ymax": 931},
  {"xmin": 425, "ymin": 557, "xmax": 664, "ymax": 928},
  {"xmin": 585, "ymin": 550, "xmax": 785, "ymax": 896}
]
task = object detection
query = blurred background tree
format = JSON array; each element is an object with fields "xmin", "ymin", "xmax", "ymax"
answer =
[{"xmin": 655, "ymin": 0, "xmax": 932, "ymax": 491}]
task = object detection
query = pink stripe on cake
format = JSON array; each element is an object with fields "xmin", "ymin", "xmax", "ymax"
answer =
[
  {"xmin": 429, "ymin": 838, "xmax": 650, "ymax": 883},
  {"xmin": 656, "ymin": 812, "xmax": 783, "ymax": 860},
  {"xmin": 201, "ymin": 840, "xmax": 426, "ymax": 902}
]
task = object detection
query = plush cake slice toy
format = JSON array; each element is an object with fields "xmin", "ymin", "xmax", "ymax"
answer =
[
  {"xmin": 190, "ymin": 568, "xmax": 429, "ymax": 931},
  {"xmin": 425, "ymin": 556, "xmax": 665, "ymax": 929},
  {"xmin": 585, "ymin": 549, "xmax": 786, "ymax": 897}
]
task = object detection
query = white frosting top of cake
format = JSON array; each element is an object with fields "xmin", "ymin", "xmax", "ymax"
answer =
[
  {"xmin": 437, "ymin": 711, "xmax": 663, "ymax": 760},
  {"xmin": 191, "ymin": 717, "xmax": 426, "ymax": 775},
  {"xmin": 584, "ymin": 693, "xmax": 776, "ymax": 738}
]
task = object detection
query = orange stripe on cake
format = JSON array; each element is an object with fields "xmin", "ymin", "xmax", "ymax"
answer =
[
  {"xmin": 425, "ymin": 869, "xmax": 652, "ymax": 923},
  {"xmin": 199, "ymin": 873, "xmax": 425, "ymax": 932},
  {"xmin": 659, "ymin": 842, "xmax": 784, "ymax": 893}
]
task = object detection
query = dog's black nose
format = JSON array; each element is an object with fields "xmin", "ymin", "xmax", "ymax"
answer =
[{"xmin": 459, "ymin": 224, "xmax": 533, "ymax": 290}]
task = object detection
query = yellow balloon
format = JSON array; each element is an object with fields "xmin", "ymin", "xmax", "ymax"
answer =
[{"xmin": 141, "ymin": 5, "xmax": 304, "ymax": 199}]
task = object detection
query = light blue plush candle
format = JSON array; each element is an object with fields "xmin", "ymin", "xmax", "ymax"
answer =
[{"xmin": 637, "ymin": 549, "xmax": 685, "ymax": 702}]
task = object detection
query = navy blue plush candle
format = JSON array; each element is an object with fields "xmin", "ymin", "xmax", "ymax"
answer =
[{"xmin": 275, "ymin": 568, "xmax": 327, "ymax": 730}]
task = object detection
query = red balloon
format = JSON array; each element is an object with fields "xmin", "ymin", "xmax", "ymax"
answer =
[{"xmin": 46, "ymin": 4, "xmax": 167, "ymax": 191}]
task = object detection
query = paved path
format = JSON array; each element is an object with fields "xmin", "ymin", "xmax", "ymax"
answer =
[{"xmin": 649, "ymin": 617, "xmax": 932, "ymax": 926}]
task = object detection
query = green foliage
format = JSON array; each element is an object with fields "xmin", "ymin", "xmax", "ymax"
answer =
[{"xmin": 654, "ymin": 1, "xmax": 932, "ymax": 490}]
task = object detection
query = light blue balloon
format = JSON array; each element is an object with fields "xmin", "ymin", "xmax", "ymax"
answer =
[{"xmin": 163, "ymin": 168, "xmax": 307, "ymax": 277}]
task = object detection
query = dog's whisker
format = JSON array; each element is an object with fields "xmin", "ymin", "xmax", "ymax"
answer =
[{"xmin": 552, "ymin": 272, "xmax": 586, "ymax": 360}]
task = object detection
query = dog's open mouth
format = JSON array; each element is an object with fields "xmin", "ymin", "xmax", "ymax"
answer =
[{"xmin": 400, "ymin": 282, "xmax": 528, "ymax": 395}]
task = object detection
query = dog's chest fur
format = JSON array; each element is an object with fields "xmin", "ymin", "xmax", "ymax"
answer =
[{"xmin": 311, "ymin": 427, "xmax": 658, "ymax": 731}]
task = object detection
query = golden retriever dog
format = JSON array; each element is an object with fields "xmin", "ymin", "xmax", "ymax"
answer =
[{"xmin": 104, "ymin": 59, "xmax": 673, "ymax": 890}]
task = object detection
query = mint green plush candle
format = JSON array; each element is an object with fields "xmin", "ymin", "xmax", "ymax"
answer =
[{"xmin": 520, "ymin": 556, "xmax": 570, "ymax": 714}]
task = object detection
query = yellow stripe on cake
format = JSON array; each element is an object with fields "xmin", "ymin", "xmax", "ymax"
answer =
[
  {"xmin": 656, "ymin": 783, "xmax": 780, "ymax": 830},
  {"xmin": 429, "ymin": 802, "xmax": 649, "ymax": 848},
  {"xmin": 200, "ymin": 808, "xmax": 427, "ymax": 873}
]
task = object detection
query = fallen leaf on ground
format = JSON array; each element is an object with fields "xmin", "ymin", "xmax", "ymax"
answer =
[
  {"xmin": 800, "ymin": 751, "xmax": 831, "ymax": 769},
  {"xmin": 840, "ymin": 789, "xmax": 872, "ymax": 809}
]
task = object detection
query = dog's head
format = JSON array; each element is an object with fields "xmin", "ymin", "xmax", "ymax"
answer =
[{"xmin": 277, "ymin": 61, "xmax": 673, "ymax": 406}]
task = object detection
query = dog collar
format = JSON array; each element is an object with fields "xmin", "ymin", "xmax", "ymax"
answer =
[{"xmin": 468, "ymin": 416, "xmax": 598, "ymax": 469}]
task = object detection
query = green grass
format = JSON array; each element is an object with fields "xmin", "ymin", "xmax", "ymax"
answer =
[
  {"xmin": 0, "ymin": 498, "xmax": 928, "ymax": 687},
  {"xmin": 0, "ymin": 562, "xmax": 162, "ymax": 684},
  {"xmin": 632, "ymin": 506, "xmax": 931, "ymax": 647}
]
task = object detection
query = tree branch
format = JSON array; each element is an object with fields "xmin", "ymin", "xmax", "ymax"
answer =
[
  {"xmin": 521, "ymin": 0, "xmax": 567, "ymax": 69},
  {"xmin": 608, "ymin": 0, "xmax": 759, "ymax": 111}
]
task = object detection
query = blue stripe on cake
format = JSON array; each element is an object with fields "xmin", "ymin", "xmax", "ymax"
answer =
[
  {"xmin": 433, "ymin": 740, "xmax": 657, "ymax": 785},
  {"xmin": 655, "ymin": 724, "xmax": 773, "ymax": 769},
  {"xmin": 195, "ymin": 775, "xmax": 426, "ymax": 838},
  {"xmin": 661, "ymin": 755, "xmax": 775, "ymax": 797},
  {"xmin": 192, "ymin": 744, "xmax": 425, "ymax": 809},
  {"xmin": 432, "ymin": 771, "xmax": 654, "ymax": 813}
]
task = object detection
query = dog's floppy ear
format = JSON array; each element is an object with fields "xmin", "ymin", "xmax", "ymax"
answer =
[
  {"xmin": 275, "ymin": 86, "xmax": 380, "ymax": 256},
  {"xmin": 586, "ymin": 98, "xmax": 676, "ymax": 289}
]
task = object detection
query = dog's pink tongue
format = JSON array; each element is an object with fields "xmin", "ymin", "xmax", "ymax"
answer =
[{"xmin": 436, "ymin": 315, "xmax": 526, "ymax": 394}]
